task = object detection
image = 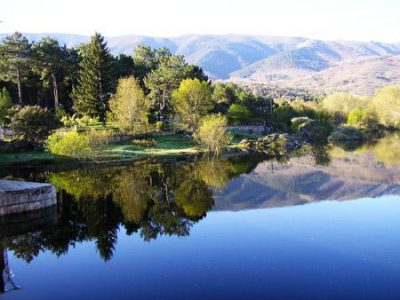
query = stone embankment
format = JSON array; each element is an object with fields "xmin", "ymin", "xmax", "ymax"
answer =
[{"xmin": 0, "ymin": 180, "xmax": 56, "ymax": 216}]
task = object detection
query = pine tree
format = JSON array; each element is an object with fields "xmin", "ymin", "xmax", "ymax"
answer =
[
  {"xmin": 0, "ymin": 32, "xmax": 31, "ymax": 106},
  {"xmin": 32, "ymin": 37, "xmax": 66, "ymax": 110},
  {"xmin": 72, "ymin": 33, "xmax": 112, "ymax": 121}
]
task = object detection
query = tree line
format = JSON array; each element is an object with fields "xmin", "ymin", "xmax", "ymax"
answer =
[{"xmin": 0, "ymin": 32, "xmax": 275, "ymax": 154}]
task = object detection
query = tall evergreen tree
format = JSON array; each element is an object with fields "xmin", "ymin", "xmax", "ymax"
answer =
[
  {"xmin": 72, "ymin": 33, "xmax": 112, "ymax": 121},
  {"xmin": 0, "ymin": 32, "xmax": 31, "ymax": 105},
  {"xmin": 32, "ymin": 37, "xmax": 66, "ymax": 109}
]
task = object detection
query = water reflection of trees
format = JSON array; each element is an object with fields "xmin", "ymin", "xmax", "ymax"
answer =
[
  {"xmin": 330, "ymin": 133, "xmax": 400, "ymax": 166},
  {"xmin": 2, "ymin": 155, "xmax": 267, "ymax": 262}
]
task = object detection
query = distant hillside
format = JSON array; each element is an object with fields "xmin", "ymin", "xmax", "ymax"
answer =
[
  {"xmin": 2, "ymin": 33, "xmax": 400, "ymax": 95},
  {"xmin": 213, "ymin": 152, "xmax": 400, "ymax": 211}
]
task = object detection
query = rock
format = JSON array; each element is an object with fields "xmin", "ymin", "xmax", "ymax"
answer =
[
  {"xmin": 238, "ymin": 138, "xmax": 254, "ymax": 149},
  {"xmin": 259, "ymin": 133, "xmax": 302, "ymax": 151},
  {"xmin": 291, "ymin": 117, "xmax": 312, "ymax": 132},
  {"xmin": 299, "ymin": 120, "xmax": 333, "ymax": 143}
]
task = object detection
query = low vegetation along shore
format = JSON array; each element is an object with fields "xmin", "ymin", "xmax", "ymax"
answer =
[{"xmin": 1, "ymin": 32, "xmax": 400, "ymax": 166}]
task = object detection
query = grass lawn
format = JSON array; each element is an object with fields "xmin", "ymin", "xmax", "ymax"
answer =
[
  {"xmin": 0, "ymin": 132, "xmax": 258, "ymax": 166},
  {"xmin": 0, "ymin": 151, "xmax": 59, "ymax": 165},
  {"xmin": 105, "ymin": 134, "xmax": 200, "ymax": 158}
]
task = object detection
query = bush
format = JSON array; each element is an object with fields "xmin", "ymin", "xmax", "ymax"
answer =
[
  {"xmin": 347, "ymin": 109, "xmax": 365, "ymax": 127},
  {"xmin": 46, "ymin": 129, "xmax": 110, "ymax": 159},
  {"xmin": 61, "ymin": 115, "xmax": 101, "ymax": 127},
  {"xmin": 370, "ymin": 85, "xmax": 400, "ymax": 128},
  {"xmin": 0, "ymin": 87, "xmax": 13, "ymax": 126},
  {"xmin": 194, "ymin": 115, "xmax": 232, "ymax": 155},
  {"xmin": 131, "ymin": 138, "xmax": 156, "ymax": 147},
  {"xmin": 156, "ymin": 121, "xmax": 165, "ymax": 132},
  {"xmin": 10, "ymin": 105, "xmax": 59, "ymax": 143}
]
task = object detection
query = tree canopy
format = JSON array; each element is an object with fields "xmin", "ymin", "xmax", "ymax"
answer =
[{"xmin": 171, "ymin": 78, "xmax": 213, "ymax": 131}]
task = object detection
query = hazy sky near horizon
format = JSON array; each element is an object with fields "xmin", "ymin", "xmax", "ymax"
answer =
[{"xmin": 1, "ymin": 0, "xmax": 399, "ymax": 42}]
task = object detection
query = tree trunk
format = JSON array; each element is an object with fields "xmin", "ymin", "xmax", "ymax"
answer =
[
  {"xmin": 51, "ymin": 71, "xmax": 59, "ymax": 109},
  {"xmin": 16, "ymin": 69, "xmax": 23, "ymax": 106}
]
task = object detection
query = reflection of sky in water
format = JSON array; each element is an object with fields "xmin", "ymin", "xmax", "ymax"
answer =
[{"xmin": 6, "ymin": 196, "xmax": 400, "ymax": 300}]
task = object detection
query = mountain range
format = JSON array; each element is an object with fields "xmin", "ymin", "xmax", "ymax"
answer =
[{"xmin": 2, "ymin": 33, "xmax": 400, "ymax": 95}]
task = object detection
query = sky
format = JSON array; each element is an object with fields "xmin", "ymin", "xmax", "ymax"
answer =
[{"xmin": 0, "ymin": 0, "xmax": 399, "ymax": 42}]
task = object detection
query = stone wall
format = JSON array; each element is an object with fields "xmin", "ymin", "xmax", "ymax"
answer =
[
  {"xmin": 226, "ymin": 125, "xmax": 268, "ymax": 133},
  {"xmin": 0, "ymin": 181, "xmax": 57, "ymax": 216}
]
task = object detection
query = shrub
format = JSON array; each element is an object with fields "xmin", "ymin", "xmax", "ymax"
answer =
[
  {"xmin": 131, "ymin": 138, "xmax": 156, "ymax": 147},
  {"xmin": 347, "ymin": 109, "xmax": 365, "ymax": 127},
  {"xmin": 10, "ymin": 105, "xmax": 59, "ymax": 143},
  {"xmin": 0, "ymin": 87, "xmax": 13, "ymax": 126},
  {"xmin": 194, "ymin": 115, "xmax": 232, "ymax": 155},
  {"xmin": 61, "ymin": 115, "xmax": 101, "ymax": 127},
  {"xmin": 370, "ymin": 85, "xmax": 400, "ymax": 128},
  {"xmin": 46, "ymin": 129, "xmax": 110, "ymax": 159},
  {"xmin": 156, "ymin": 121, "xmax": 165, "ymax": 132},
  {"xmin": 55, "ymin": 107, "xmax": 70, "ymax": 120}
]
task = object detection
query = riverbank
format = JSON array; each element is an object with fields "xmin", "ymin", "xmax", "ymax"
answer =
[{"xmin": 0, "ymin": 131, "xmax": 263, "ymax": 167}]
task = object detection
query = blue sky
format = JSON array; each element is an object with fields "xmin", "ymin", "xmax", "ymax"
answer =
[{"xmin": 1, "ymin": 0, "xmax": 399, "ymax": 42}]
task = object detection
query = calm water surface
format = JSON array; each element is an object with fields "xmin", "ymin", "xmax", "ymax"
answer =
[{"xmin": 2, "ymin": 135, "xmax": 400, "ymax": 299}]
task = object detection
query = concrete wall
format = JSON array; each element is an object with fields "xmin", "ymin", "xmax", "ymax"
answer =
[{"xmin": 0, "ymin": 181, "xmax": 57, "ymax": 216}]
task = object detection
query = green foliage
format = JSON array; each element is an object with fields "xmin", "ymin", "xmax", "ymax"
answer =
[
  {"xmin": 61, "ymin": 115, "xmax": 101, "ymax": 127},
  {"xmin": 271, "ymin": 101, "xmax": 298, "ymax": 131},
  {"xmin": 46, "ymin": 129, "xmax": 110, "ymax": 159},
  {"xmin": 194, "ymin": 114, "xmax": 232, "ymax": 154},
  {"xmin": 0, "ymin": 32, "xmax": 32, "ymax": 105},
  {"xmin": 321, "ymin": 93, "xmax": 368, "ymax": 123},
  {"xmin": 144, "ymin": 54, "xmax": 188, "ymax": 120},
  {"xmin": 112, "ymin": 54, "xmax": 135, "ymax": 79},
  {"xmin": 0, "ymin": 87, "xmax": 13, "ymax": 125},
  {"xmin": 171, "ymin": 78, "xmax": 213, "ymax": 131},
  {"xmin": 347, "ymin": 109, "xmax": 365, "ymax": 127},
  {"xmin": 212, "ymin": 82, "xmax": 257, "ymax": 114},
  {"xmin": 72, "ymin": 33, "xmax": 113, "ymax": 121},
  {"xmin": 10, "ymin": 105, "xmax": 59, "ymax": 142},
  {"xmin": 32, "ymin": 37, "xmax": 66, "ymax": 109},
  {"xmin": 370, "ymin": 85, "xmax": 400, "ymax": 128},
  {"xmin": 130, "ymin": 138, "xmax": 156, "ymax": 147},
  {"xmin": 156, "ymin": 121, "xmax": 165, "ymax": 132},
  {"xmin": 328, "ymin": 126, "xmax": 364, "ymax": 150},
  {"xmin": 107, "ymin": 76, "xmax": 150, "ymax": 133},
  {"xmin": 227, "ymin": 103, "xmax": 252, "ymax": 125}
]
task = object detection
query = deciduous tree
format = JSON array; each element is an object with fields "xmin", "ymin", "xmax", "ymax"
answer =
[
  {"xmin": 171, "ymin": 78, "xmax": 213, "ymax": 131},
  {"xmin": 107, "ymin": 77, "xmax": 150, "ymax": 133}
]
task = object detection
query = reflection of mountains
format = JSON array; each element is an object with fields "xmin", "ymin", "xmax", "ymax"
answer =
[{"xmin": 214, "ymin": 153, "xmax": 400, "ymax": 210}]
